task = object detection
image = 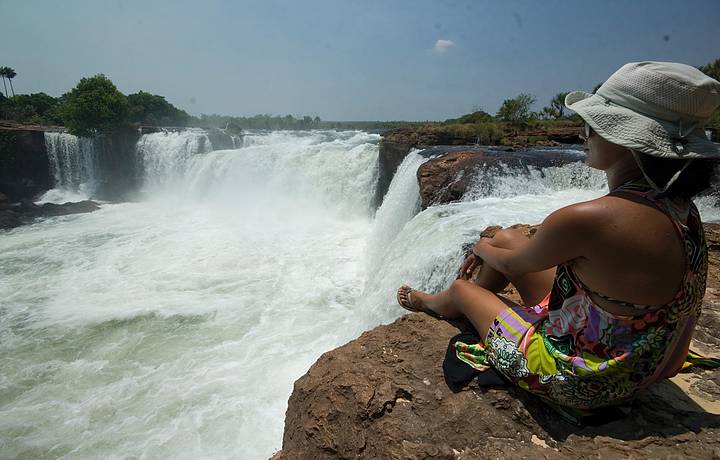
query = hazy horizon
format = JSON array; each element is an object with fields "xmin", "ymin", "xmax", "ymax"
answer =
[{"xmin": 3, "ymin": 0, "xmax": 719, "ymax": 121}]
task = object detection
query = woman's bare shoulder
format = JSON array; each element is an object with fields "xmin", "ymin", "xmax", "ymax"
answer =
[{"xmin": 543, "ymin": 197, "xmax": 617, "ymax": 231}]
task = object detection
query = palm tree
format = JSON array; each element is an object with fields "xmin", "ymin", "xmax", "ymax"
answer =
[
  {"xmin": 5, "ymin": 67, "xmax": 16, "ymax": 97},
  {"xmin": 0, "ymin": 67, "xmax": 8, "ymax": 97},
  {"xmin": 550, "ymin": 92, "xmax": 569, "ymax": 118}
]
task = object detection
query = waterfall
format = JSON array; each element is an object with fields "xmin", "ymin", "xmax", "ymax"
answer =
[
  {"xmin": 136, "ymin": 129, "xmax": 212, "ymax": 188},
  {"xmin": 43, "ymin": 132, "xmax": 99, "ymax": 198},
  {"xmin": 463, "ymin": 160, "xmax": 607, "ymax": 201},
  {"xmin": 135, "ymin": 130, "xmax": 380, "ymax": 217},
  {"xmin": 366, "ymin": 150, "xmax": 427, "ymax": 272}
]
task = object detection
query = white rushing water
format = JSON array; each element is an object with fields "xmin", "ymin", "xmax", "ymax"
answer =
[
  {"xmin": 42, "ymin": 132, "xmax": 99, "ymax": 202},
  {"xmin": 1, "ymin": 132, "xmax": 718, "ymax": 459}
]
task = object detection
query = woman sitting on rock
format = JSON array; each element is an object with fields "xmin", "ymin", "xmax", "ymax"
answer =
[{"xmin": 397, "ymin": 61, "xmax": 720, "ymax": 410}]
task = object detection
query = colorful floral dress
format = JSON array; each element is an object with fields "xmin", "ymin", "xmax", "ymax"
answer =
[{"xmin": 456, "ymin": 182, "xmax": 709, "ymax": 410}]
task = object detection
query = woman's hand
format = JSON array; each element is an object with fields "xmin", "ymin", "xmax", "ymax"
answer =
[
  {"xmin": 472, "ymin": 237, "xmax": 493, "ymax": 259},
  {"xmin": 458, "ymin": 253, "xmax": 481, "ymax": 280}
]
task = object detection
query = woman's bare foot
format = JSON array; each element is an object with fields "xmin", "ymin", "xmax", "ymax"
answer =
[{"xmin": 396, "ymin": 285, "xmax": 444, "ymax": 319}]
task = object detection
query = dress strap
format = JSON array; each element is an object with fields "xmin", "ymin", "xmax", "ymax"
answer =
[
  {"xmin": 609, "ymin": 180, "xmax": 690, "ymax": 230},
  {"xmin": 567, "ymin": 265, "xmax": 667, "ymax": 311}
]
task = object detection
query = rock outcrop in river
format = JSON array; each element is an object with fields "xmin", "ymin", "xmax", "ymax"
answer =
[
  {"xmin": 0, "ymin": 122, "xmax": 54, "ymax": 201},
  {"xmin": 415, "ymin": 148, "xmax": 582, "ymax": 210},
  {"xmin": 375, "ymin": 125, "xmax": 584, "ymax": 206},
  {"xmin": 0, "ymin": 193, "xmax": 100, "ymax": 229}
]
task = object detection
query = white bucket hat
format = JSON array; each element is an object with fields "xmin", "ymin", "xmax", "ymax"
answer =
[{"xmin": 565, "ymin": 61, "xmax": 720, "ymax": 159}]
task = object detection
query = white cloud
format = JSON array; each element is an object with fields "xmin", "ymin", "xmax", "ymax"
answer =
[{"xmin": 433, "ymin": 39, "xmax": 455, "ymax": 53}]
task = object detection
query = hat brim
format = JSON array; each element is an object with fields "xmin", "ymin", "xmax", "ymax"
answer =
[{"xmin": 565, "ymin": 91, "xmax": 719, "ymax": 159}]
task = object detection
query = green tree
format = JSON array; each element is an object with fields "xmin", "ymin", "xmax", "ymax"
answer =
[
  {"xmin": 699, "ymin": 59, "xmax": 720, "ymax": 80},
  {"xmin": 538, "ymin": 106, "xmax": 558, "ymax": 120},
  {"xmin": 550, "ymin": 92, "xmax": 569, "ymax": 118},
  {"xmin": 699, "ymin": 59, "xmax": 720, "ymax": 131},
  {"xmin": 0, "ymin": 67, "xmax": 8, "ymax": 97},
  {"xmin": 496, "ymin": 93, "xmax": 536, "ymax": 125},
  {"xmin": 3, "ymin": 92, "xmax": 63, "ymax": 124},
  {"xmin": 62, "ymin": 74, "xmax": 128, "ymax": 136},
  {"xmin": 126, "ymin": 91, "xmax": 190, "ymax": 126},
  {"xmin": 5, "ymin": 67, "xmax": 16, "ymax": 97},
  {"xmin": 444, "ymin": 110, "xmax": 493, "ymax": 124}
]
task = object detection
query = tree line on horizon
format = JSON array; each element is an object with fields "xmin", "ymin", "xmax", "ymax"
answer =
[
  {"xmin": 0, "ymin": 73, "xmax": 335, "ymax": 135},
  {"xmin": 444, "ymin": 59, "xmax": 720, "ymax": 129},
  {"xmin": 1, "ymin": 58, "xmax": 718, "ymax": 137}
]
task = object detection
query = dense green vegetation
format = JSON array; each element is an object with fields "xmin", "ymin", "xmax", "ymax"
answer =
[
  {"xmin": 0, "ymin": 73, "xmax": 194, "ymax": 135},
  {"xmin": 0, "ymin": 92, "xmax": 64, "ymax": 125},
  {"xmin": 62, "ymin": 75, "xmax": 129, "ymax": 136},
  {"xmin": 127, "ymin": 91, "xmax": 191, "ymax": 127},
  {"xmin": 0, "ymin": 57, "xmax": 717, "ymax": 136},
  {"xmin": 699, "ymin": 59, "xmax": 720, "ymax": 131}
]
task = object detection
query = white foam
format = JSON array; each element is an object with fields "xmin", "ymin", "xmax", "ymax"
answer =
[
  {"xmin": 35, "ymin": 188, "xmax": 91, "ymax": 204},
  {"xmin": 0, "ymin": 130, "xmax": 379, "ymax": 460}
]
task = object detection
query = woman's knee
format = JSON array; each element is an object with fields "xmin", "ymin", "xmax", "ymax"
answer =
[
  {"xmin": 448, "ymin": 279, "xmax": 471, "ymax": 301},
  {"xmin": 489, "ymin": 227, "xmax": 528, "ymax": 249},
  {"xmin": 448, "ymin": 279, "xmax": 489, "ymax": 306}
]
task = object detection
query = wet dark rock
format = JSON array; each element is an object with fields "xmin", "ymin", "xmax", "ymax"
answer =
[
  {"xmin": 91, "ymin": 129, "xmax": 142, "ymax": 200},
  {"xmin": 0, "ymin": 126, "xmax": 52, "ymax": 201},
  {"xmin": 28, "ymin": 200, "xmax": 100, "ymax": 217},
  {"xmin": 0, "ymin": 200, "xmax": 100, "ymax": 230},
  {"xmin": 205, "ymin": 128, "xmax": 236, "ymax": 150},
  {"xmin": 0, "ymin": 209, "xmax": 22, "ymax": 229},
  {"xmin": 375, "ymin": 136, "xmax": 418, "ymax": 207}
]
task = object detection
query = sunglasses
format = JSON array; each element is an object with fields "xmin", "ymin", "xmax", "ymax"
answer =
[{"xmin": 580, "ymin": 122, "xmax": 594, "ymax": 140}]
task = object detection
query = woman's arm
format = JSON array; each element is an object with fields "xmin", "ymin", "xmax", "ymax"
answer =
[{"xmin": 473, "ymin": 202, "xmax": 604, "ymax": 277}]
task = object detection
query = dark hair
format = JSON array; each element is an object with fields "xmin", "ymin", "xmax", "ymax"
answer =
[{"xmin": 636, "ymin": 153, "xmax": 719, "ymax": 199}]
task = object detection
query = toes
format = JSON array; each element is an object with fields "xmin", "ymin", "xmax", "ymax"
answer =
[
  {"xmin": 397, "ymin": 287, "xmax": 407, "ymax": 304},
  {"xmin": 397, "ymin": 286, "xmax": 412, "ymax": 306}
]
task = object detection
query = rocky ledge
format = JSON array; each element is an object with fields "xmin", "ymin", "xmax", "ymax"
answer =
[
  {"xmin": 374, "ymin": 124, "xmax": 582, "ymax": 207},
  {"xmin": 275, "ymin": 224, "xmax": 720, "ymax": 459},
  {"xmin": 0, "ymin": 193, "xmax": 100, "ymax": 230},
  {"xmin": 415, "ymin": 149, "xmax": 582, "ymax": 210}
]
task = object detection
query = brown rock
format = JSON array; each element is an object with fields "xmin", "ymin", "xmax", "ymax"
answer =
[
  {"xmin": 280, "ymin": 311, "xmax": 720, "ymax": 459},
  {"xmin": 526, "ymin": 125, "xmax": 583, "ymax": 144},
  {"xmin": 377, "ymin": 122, "xmax": 583, "ymax": 208},
  {"xmin": 416, "ymin": 149, "xmax": 582, "ymax": 210},
  {"xmin": 416, "ymin": 150, "xmax": 485, "ymax": 209}
]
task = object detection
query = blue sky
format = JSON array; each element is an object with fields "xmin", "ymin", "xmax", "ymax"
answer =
[{"xmin": 2, "ymin": 0, "xmax": 719, "ymax": 120}]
